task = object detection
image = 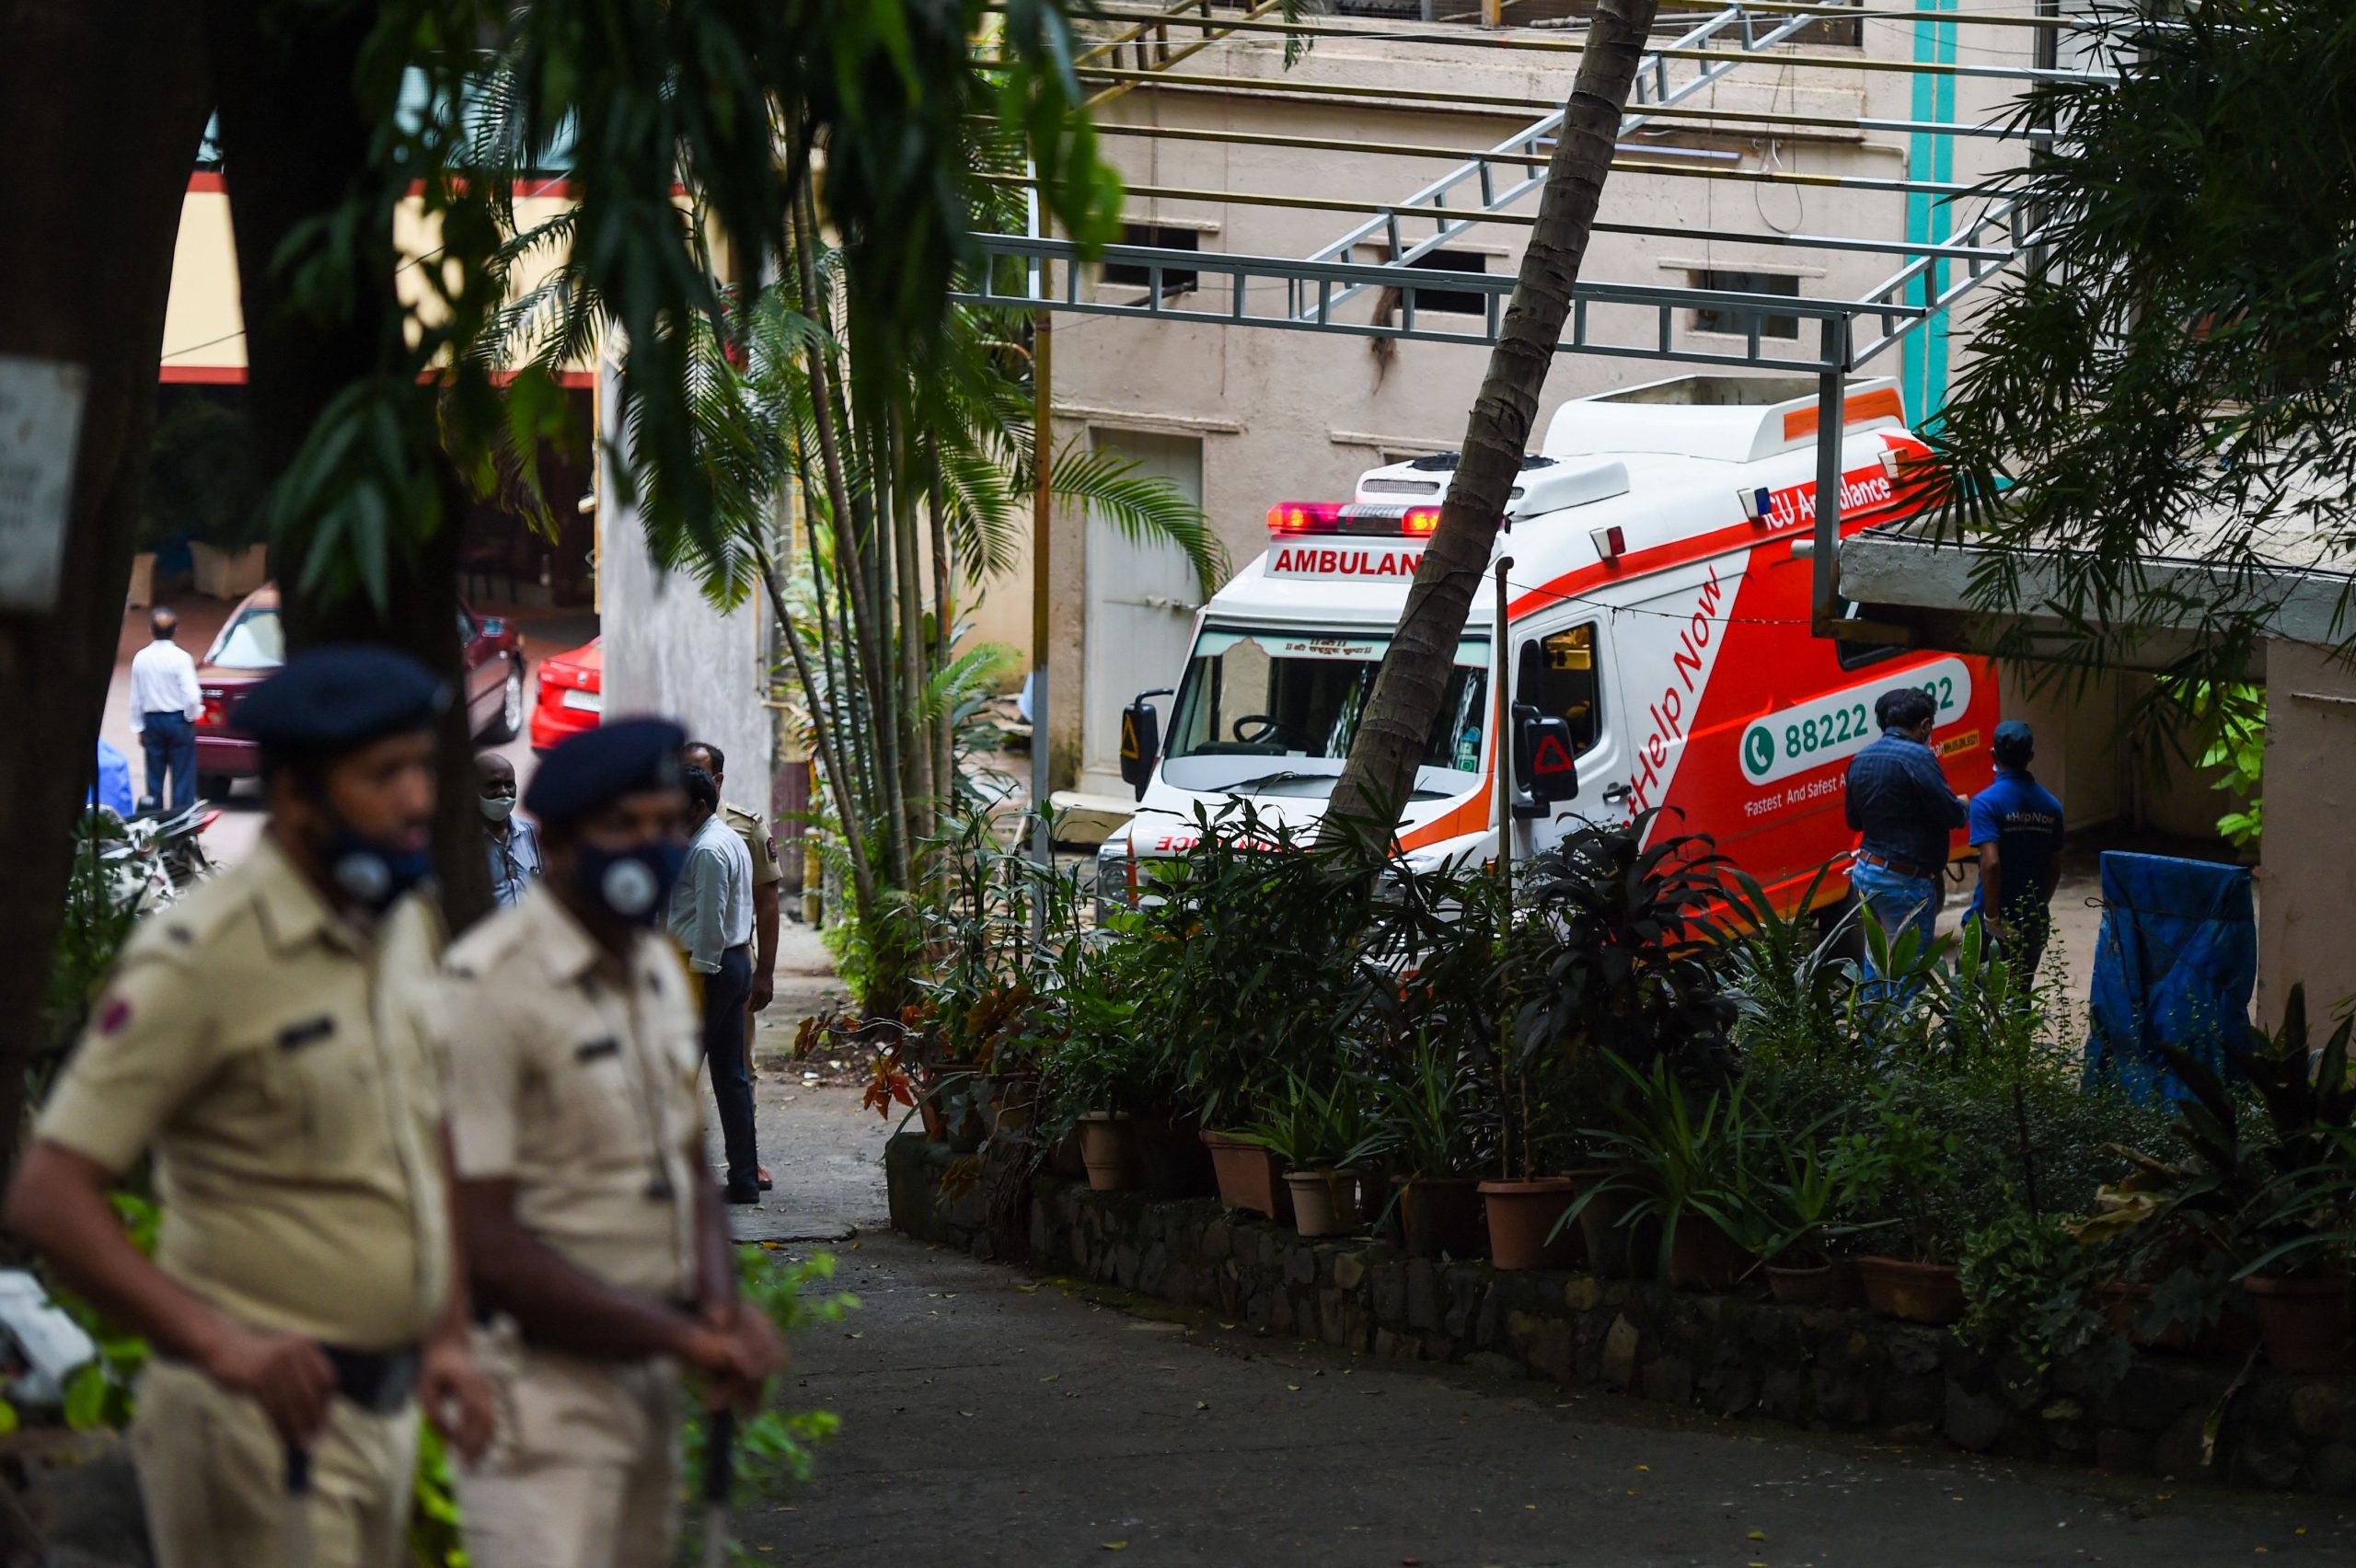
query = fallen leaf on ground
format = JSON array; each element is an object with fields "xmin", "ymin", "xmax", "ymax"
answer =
[
  {"xmin": 1749, "ymin": 1530, "xmax": 1766, "ymax": 1541},
  {"xmin": 1100, "ymin": 1543, "xmax": 1128, "ymax": 1552}
]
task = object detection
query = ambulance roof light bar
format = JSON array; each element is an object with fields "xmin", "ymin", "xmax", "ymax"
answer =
[{"xmin": 1267, "ymin": 501, "xmax": 1442, "ymax": 537}]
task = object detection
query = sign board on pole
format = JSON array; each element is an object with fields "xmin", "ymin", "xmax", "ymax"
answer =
[{"xmin": 0, "ymin": 354, "xmax": 88, "ymax": 614}]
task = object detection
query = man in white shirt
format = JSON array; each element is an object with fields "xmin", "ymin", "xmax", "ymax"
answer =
[
  {"xmin": 128, "ymin": 608, "xmax": 204, "ymax": 813},
  {"xmin": 666, "ymin": 764, "xmax": 759, "ymax": 1203}
]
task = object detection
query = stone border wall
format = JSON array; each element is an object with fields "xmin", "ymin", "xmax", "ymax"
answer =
[{"xmin": 884, "ymin": 1135, "xmax": 2356, "ymax": 1496}]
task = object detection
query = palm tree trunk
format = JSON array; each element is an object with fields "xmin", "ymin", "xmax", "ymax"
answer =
[
  {"xmin": 927, "ymin": 438, "xmax": 955, "ymax": 814},
  {"xmin": 890, "ymin": 401, "xmax": 936, "ymax": 869},
  {"xmin": 1322, "ymin": 0, "xmax": 1659, "ymax": 838},
  {"xmin": 755, "ymin": 551, "xmax": 876, "ymax": 921},
  {"xmin": 0, "ymin": 0, "xmax": 211, "ymax": 1168}
]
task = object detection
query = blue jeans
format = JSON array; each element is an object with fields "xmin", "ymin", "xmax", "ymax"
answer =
[
  {"xmin": 701, "ymin": 944, "xmax": 758, "ymax": 1195},
  {"xmin": 140, "ymin": 713, "xmax": 197, "ymax": 813},
  {"xmin": 1851, "ymin": 858, "xmax": 1940, "ymax": 997}
]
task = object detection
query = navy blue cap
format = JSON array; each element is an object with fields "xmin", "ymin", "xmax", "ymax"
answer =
[
  {"xmin": 525, "ymin": 718, "xmax": 687, "ymax": 824},
  {"xmin": 1992, "ymin": 720, "xmax": 2035, "ymax": 764},
  {"xmin": 237, "ymin": 645, "xmax": 446, "ymax": 758}
]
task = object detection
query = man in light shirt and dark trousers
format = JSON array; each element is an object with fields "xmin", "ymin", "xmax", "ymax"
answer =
[
  {"xmin": 668, "ymin": 764, "xmax": 760, "ymax": 1204},
  {"xmin": 129, "ymin": 608, "xmax": 204, "ymax": 813}
]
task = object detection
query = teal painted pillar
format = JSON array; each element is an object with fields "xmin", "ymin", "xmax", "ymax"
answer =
[{"xmin": 1900, "ymin": 0, "xmax": 1958, "ymax": 430}]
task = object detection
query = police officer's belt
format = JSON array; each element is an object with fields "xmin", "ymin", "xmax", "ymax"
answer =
[
  {"xmin": 324, "ymin": 1344, "xmax": 422, "ymax": 1414},
  {"xmin": 163, "ymin": 1343, "xmax": 421, "ymax": 1414}
]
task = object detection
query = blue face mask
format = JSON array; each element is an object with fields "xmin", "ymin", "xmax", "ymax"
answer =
[
  {"xmin": 578, "ymin": 840, "xmax": 687, "ymax": 926},
  {"xmin": 322, "ymin": 824, "xmax": 434, "ymax": 913}
]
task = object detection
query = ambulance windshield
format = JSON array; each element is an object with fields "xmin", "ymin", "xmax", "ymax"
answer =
[{"xmin": 1161, "ymin": 626, "xmax": 1490, "ymax": 799}]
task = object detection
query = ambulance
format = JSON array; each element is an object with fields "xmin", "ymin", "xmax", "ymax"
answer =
[{"xmin": 1098, "ymin": 374, "xmax": 1998, "ymax": 918}]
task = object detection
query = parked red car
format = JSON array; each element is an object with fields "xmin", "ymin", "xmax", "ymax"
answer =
[
  {"xmin": 529, "ymin": 635, "xmax": 602, "ymax": 752},
  {"xmin": 193, "ymin": 585, "xmax": 526, "ymax": 798}
]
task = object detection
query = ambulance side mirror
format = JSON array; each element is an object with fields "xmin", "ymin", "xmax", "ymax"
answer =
[
  {"xmin": 1515, "ymin": 707, "xmax": 1580, "ymax": 806},
  {"xmin": 1119, "ymin": 690, "xmax": 1172, "ymax": 800}
]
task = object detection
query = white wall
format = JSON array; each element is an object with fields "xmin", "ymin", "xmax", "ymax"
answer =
[{"xmin": 594, "ymin": 355, "xmax": 778, "ymax": 814}]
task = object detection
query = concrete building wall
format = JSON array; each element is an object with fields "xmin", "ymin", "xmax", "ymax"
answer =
[
  {"xmin": 2255, "ymin": 640, "xmax": 2356, "ymax": 1027},
  {"xmin": 594, "ymin": 357, "xmax": 779, "ymax": 815}
]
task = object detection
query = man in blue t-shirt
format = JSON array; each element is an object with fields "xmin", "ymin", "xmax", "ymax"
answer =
[{"xmin": 1964, "ymin": 720, "xmax": 2066, "ymax": 978}]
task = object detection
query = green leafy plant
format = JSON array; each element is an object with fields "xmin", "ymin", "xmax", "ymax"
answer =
[
  {"xmin": 1958, "ymin": 1211, "xmax": 2126, "ymax": 1386},
  {"xmin": 1717, "ymin": 863, "xmax": 1860, "ymax": 1071},
  {"xmin": 1372, "ymin": 1031, "xmax": 1491, "ymax": 1181},
  {"xmin": 1563, "ymin": 1054, "xmax": 1756, "ymax": 1280},
  {"xmin": 1127, "ymin": 801, "xmax": 1385, "ymax": 1132},
  {"xmin": 1237, "ymin": 1071, "xmax": 1392, "ymax": 1174},
  {"xmin": 1514, "ymin": 812, "xmax": 1738, "ymax": 1086},
  {"xmin": 1717, "ymin": 1118, "xmax": 1890, "ymax": 1268},
  {"xmin": 2094, "ymin": 985, "xmax": 2356, "ymax": 1283},
  {"xmin": 1839, "ymin": 1096, "xmax": 1967, "ymax": 1265}
]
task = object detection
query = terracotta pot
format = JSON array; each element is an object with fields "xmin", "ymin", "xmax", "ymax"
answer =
[
  {"xmin": 1135, "ymin": 1115, "xmax": 1217, "ymax": 1200},
  {"xmin": 1078, "ymin": 1113, "xmax": 1138, "ymax": 1193},
  {"xmin": 1855, "ymin": 1256, "xmax": 1966, "ymax": 1326},
  {"xmin": 2244, "ymin": 1274, "xmax": 2350, "ymax": 1375},
  {"xmin": 1287, "ymin": 1170, "xmax": 1368, "ymax": 1239},
  {"xmin": 1825, "ymin": 1257, "xmax": 1868, "ymax": 1309},
  {"xmin": 1394, "ymin": 1175, "xmax": 1486, "ymax": 1261},
  {"xmin": 1480, "ymin": 1178, "xmax": 1582, "ymax": 1272},
  {"xmin": 1565, "ymin": 1169, "xmax": 1635, "ymax": 1278},
  {"xmin": 1668, "ymin": 1216, "xmax": 1753, "ymax": 1293},
  {"xmin": 1203, "ymin": 1132, "xmax": 1293, "ymax": 1223},
  {"xmin": 1767, "ymin": 1262, "xmax": 1832, "ymax": 1307}
]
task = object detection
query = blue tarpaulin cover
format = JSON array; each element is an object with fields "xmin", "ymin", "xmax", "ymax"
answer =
[
  {"xmin": 89, "ymin": 740, "xmax": 134, "ymax": 820},
  {"xmin": 2084, "ymin": 851, "xmax": 2257, "ymax": 1103}
]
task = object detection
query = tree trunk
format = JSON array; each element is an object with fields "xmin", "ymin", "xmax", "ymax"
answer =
[
  {"xmin": 0, "ymin": 1, "xmax": 212, "ymax": 1159},
  {"xmin": 204, "ymin": 0, "xmax": 490, "ymax": 928},
  {"xmin": 1322, "ymin": 0, "xmax": 1660, "ymax": 840}
]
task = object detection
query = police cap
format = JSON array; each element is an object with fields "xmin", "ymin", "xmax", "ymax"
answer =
[
  {"xmin": 237, "ymin": 645, "xmax": 447, "ymax": 760},
  {"xmin": 525, "ymin": 719, "xmax": 687, "ymax": 825}
]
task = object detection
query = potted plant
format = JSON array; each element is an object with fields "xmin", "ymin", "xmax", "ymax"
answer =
[
  {"xmin": 1239, "ymin": 1072, "xmax": 1392, "ymax": 1239},
  {"xmin": 1718, "ymin": 1122, "xmax": 1888, "ymax": 1306},
  {"xmin": 1505, "ymin": 815, "xmax": 1740, "ymax": 1274},
  {"xmin": 1375, "ymin": 1033, "xmax": 1492, "ymax": 1260},
  {"xmin": 1203, "ymin": 1095, "xmax": 1292, "ymax": 1223},
  {"xmin": 2092, "ymin": 988, "xmax": 2355, "ymax": 1370},
  {"xmin": 1564, "ymin": 1054, "xmax": 1756, "ymax": 1291},
  {"xmin": 1847, "ymin": 1100, "xmax": 1970, "ymax": 1325}
]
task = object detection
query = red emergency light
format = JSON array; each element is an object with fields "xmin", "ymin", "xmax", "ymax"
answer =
[
  {"xmin": 1266, "ymin": 502, "xmax": 1445, "ymax": 537},
  {"xmin": 1268, "ymin": 502, "xmax": 1347, "ymax": 534}
]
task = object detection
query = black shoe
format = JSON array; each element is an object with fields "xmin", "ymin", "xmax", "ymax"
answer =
[
  {"xmin": 756, "ymin": 1167, "xmax": 773, "ymax": 1192},
  {"xmin": 725, "ymin": 1182, "xmax": 762, "ymax": 1205}
]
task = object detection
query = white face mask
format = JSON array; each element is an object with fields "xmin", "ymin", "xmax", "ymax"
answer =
[{"xmin": 479, "ymin": 795, "xmax": 516, "ymax": 824}]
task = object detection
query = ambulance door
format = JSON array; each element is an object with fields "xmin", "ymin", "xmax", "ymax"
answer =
[{"xmin": 1507, "ymin": 613, "xmax": 1630, "ymax": 860}]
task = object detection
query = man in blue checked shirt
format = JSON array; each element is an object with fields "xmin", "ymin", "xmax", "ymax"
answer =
[{"xmin": 1842, "ymin": 685, "xmax": 1968, "ymax": 986}]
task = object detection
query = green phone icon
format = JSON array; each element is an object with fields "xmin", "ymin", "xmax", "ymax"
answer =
[{"xmin": 1743, "ymin": 726, "xmax": 1775, "ymax": 778}]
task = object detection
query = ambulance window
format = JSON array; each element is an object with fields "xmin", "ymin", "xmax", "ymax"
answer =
[
  {"xmin": 1831, "ymin": 597, "xmax": 1902, "ymax": 671},
  {"xmin": 1516, "ymin": 623, "xmax": 1603, "ymax": 755}
]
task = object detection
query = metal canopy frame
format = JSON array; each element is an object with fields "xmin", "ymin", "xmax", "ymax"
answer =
[{"xmin": 955, "ymin": 0, "xmax": 2108, "ymax": 382}]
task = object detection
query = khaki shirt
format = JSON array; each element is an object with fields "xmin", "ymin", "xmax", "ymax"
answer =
[
  {"xmin": 37, "ymin": 836, "xmax": 450, "ymax": 1351},
  {"xmin": 721, "ymin": 802, "xmax": 782, "ymax": 892},
  {"xmin": 439, "ymin": 886, "xmax": 703, "ymax": 1301}
]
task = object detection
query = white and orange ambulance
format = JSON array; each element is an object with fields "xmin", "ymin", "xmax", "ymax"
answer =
[{"xmin": 1101, "ymin": 374, "xmax": 1998, "ymax": 918}]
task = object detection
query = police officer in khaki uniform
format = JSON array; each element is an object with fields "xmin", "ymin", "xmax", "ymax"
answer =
[
  {"xmin": 442, "ymin": 721, "xmax": 782, "ymax": 1568},
  {"xmin": 6, "ymin": 646, "xmax": 494, "ymax": 1568},
  {"xmin": 681, "ymin": 740, "xmax": 780, "ymax": 1189}
]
